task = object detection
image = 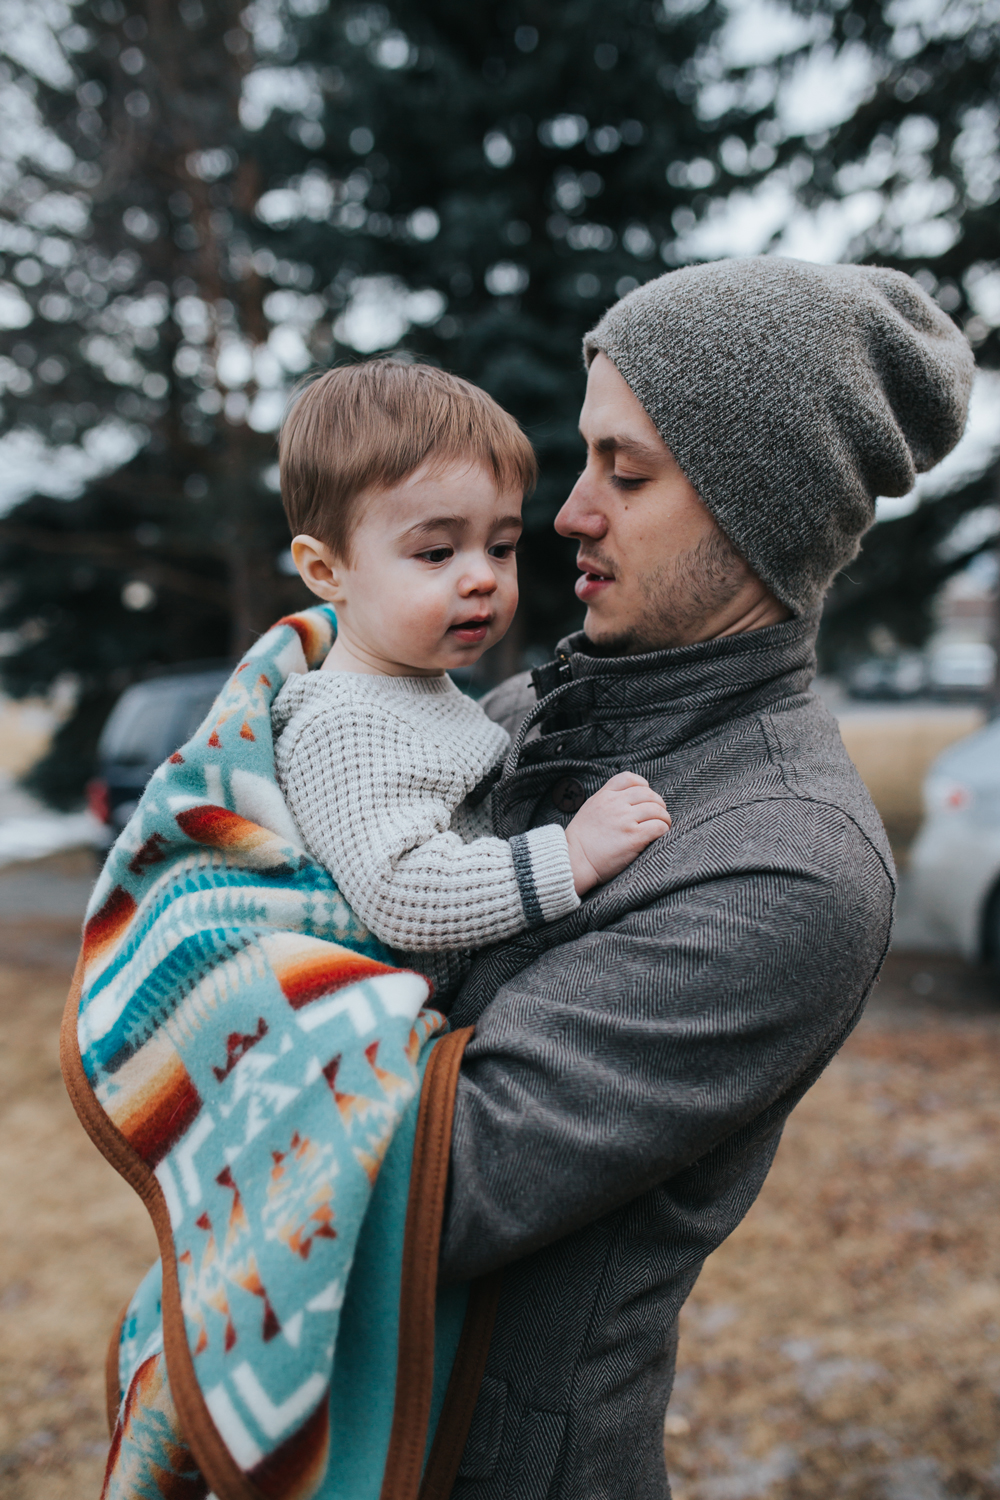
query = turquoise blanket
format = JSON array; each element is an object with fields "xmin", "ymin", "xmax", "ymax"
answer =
[{"xmin": 61, "ymin": 607, "xmax": 472, "ymax": 1500}]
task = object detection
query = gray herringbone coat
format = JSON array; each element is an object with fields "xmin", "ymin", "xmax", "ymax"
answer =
[{"xmin": 439, "ymin": 615, "xmax": 895, "ymax": 1500}]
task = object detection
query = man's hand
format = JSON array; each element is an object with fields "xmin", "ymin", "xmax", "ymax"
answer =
[{"xmin": 565, "ymin": 772, "xmax": 671, "ymax": 896}]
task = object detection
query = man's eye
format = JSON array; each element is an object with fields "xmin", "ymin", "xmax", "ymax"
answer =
[
  {"xmin": 418, "ymin": 547, "xmax": 452, "ymax": 563},
  {"xmin": 610, "ymin": 473, "xmax": 647, "ymax": 491}
]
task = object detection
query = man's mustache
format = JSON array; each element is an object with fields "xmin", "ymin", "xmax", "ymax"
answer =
[{"xmin": 577, "ymin": 547, "xmax": 618, "ymax": 578}]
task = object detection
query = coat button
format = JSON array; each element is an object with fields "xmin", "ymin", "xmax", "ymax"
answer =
[{"xmin": 551, "ymin": 776, "xmax": 586, "ymax": 814}]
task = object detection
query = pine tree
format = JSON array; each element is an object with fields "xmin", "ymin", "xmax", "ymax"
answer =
[
  {"xmin": 209, "ymin": 0, "xmax": 801, "ymax": 665},
  {"xmin": 773, "ymin": 0, "xmax": 1000, "ymax": 663},
  {"xmin": 1, "ymin": 0, "xmax": 998, "ymax": 804},
  {"xmin": 220, "ymin": 0, "xmax": 1000, "ymax": 666},
  {"xmin": 2, "ymin": 0, "xmax": 793, "ymax": 802},
  {"xmin": 0, "ymin": 0, "xmax": 312, "ymax": 804}
]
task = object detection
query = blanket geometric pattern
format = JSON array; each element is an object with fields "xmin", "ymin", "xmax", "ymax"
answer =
[{"xmin": 70, "ymin": 606, "xmax": 450, "ymax": 1500}]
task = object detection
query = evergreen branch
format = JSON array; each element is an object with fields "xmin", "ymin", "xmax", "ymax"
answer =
[{"xmin": 0, "ymin": 525, "xmax": 225, "ymax": 606}]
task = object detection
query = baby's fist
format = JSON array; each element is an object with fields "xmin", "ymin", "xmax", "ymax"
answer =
[{"xmin": 564, "ymin": 772, "xmax": 671, "ymax": 896}]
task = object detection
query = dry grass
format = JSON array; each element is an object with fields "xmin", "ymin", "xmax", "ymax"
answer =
[
  {"xmin": 0, "ymin": 933, "xmax": 156, "ymax": 1500},
  {"xmin": 0, "ymin": 931, "xmax": 997, "ymax": 1499},
  {"xmin": 837, "ymin": 707, "xmax": 985, "ymax": 862},
  {"xmin": 0, "ymin": 698, "xmax": 57, "ymax": 778},
  {"xmin": 667, "ymin": 954, "xmax": 1000, "ymax": 1500}
]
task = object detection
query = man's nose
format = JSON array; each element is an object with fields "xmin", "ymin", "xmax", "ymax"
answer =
[{"xmin": 554, "ymin": 476, "xmax": 608, "ymax": 540}]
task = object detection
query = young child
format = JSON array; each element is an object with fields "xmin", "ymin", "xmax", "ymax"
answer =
[{"xmin": 272, "ymin": 358, "xmax": 671, "ymax": 996}]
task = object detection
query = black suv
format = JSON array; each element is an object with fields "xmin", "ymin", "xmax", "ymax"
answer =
[{"xmin": 87, "ymin": 665, "xmax": 230, "ymax": 837}]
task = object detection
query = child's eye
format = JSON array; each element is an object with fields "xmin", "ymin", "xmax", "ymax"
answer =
[
  {"xmin": 488, "ymin": 542, "xmax": 518, "ymax": 559},
  {"xmin": 418, "ymin": 547, "xmax": 452, "ymax": 563}
]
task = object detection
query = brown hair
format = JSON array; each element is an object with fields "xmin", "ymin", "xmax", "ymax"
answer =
[{"xmin": 279, "ymin": 358, "xmax": 538, "ymax": 558}]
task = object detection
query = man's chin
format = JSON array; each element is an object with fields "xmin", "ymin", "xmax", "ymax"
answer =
[
  {"xmin": 582, "ymin": 608, "xmax": 684, "ymax": 658},
  {"xmin": 582, "ymin": 623, "xmax": 647, "ymax": 658}
]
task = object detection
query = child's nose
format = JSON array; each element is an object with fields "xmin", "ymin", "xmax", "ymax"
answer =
[{"xmin": 460, "ymin": 558, "xmax": 498, "ymax": 594}]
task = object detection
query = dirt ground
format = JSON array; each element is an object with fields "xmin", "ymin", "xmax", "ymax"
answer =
[
  {"xmin": 667, "ymin": 954, "xmax": 1000, "ymax": 1500},
  {"xmin": 1, "ymin": 859, "xmax": 998, "ymax": 1499}
]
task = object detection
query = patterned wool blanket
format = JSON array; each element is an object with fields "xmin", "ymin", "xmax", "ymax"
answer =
[{"xmin": 60, "ymin": 606, "xmax": 498, "ymax": 1500}]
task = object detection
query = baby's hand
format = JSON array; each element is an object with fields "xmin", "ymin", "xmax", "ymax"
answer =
[{"xmin": 564, "ymin": 772, "xmax": 671, "ymax": 896}]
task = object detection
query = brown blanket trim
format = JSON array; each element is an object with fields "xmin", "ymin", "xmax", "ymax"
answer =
[
  {"xmin": 418, "ymin": 1271, "xmax": 503, "ymax": 1500},
  {"xmin": 105, "ymin": 1299, "xmax": 129, "ymax": 1438},
  {"xmin": 380, "ymin": 1024, "xmax": 474, "ymax": 1500},
  {"xmin": 61, "ymin": 954, "xmax": 268, "ymax": 1500},
  {"xmin": 62, "ymin": 957, "xmax": 491, "ymax": 1500}
]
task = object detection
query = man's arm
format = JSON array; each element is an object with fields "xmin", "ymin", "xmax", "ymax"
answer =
[{"xmin": 441, "ymin": 800, "xmax": 893, "ymax": 1282}]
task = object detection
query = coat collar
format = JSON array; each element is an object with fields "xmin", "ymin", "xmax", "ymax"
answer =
[
  {"xmin": 489, "ymin": 614, "xmax": 820, "ymax": 839},
  {"xmin": 519, "ymin": 611, "xmax": 820, "ymax": 767}
]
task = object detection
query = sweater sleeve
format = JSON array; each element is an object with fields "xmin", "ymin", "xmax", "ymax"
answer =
[{"xmin": 278, "ymin": 706, "xmax": 579, "ymax": 953}]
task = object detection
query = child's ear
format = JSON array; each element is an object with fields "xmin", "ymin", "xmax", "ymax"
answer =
[{"xmin": 290, "ymin": 535, "xmax": 346, "ymax": 602}]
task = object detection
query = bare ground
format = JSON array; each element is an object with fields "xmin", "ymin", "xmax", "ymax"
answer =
[
  {"xmin": 666, "ymin": 954, "xmax": 1000, "ymax": 1500},
  {"xmin": 0, "ymin": 902, "xmax": 156, "ymax": 1500},
  {"xmin": 0, "ymin": 870, "xmax": 997, "ymax": 1499}
]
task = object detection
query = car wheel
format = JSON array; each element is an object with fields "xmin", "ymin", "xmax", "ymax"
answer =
[{"xmin": 982, "ymin": 884, "xmax": 1000, "ymax": 978}]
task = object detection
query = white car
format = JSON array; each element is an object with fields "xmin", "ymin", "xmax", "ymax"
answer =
[
  {"xmin": 925, "ymin": 639, "xmax": 996, "ymax": 697},
  {"xmin": 908, "ymin": 714, "xmax": 1000, "ymax": 963}
]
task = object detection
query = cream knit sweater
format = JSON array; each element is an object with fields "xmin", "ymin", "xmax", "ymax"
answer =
[{"xmin": 271, "ymin": 670, "xmax": 579, "ymax": 996}]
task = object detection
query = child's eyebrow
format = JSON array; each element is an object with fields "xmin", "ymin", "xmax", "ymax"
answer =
[
  {"xmin": 401, "ymin": 514, "xmax": 523, "ymax": 540},
  {"xmin": 400, "ymin": 515, "xmax": 468, "ymax": 540}
]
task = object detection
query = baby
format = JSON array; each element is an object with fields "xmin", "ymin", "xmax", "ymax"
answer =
[{"xmin": 271, "ymin": 358, "xmax": 670, "ymax": 996}]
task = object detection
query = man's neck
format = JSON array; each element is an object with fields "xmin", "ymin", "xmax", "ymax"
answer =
[
  {"xmin": 584, "ymin": 587, "xmax": 792, "ymax": 658},
  {"xmin": 710, "ymin": 591, "xmax": 792, "ymax": 641}
]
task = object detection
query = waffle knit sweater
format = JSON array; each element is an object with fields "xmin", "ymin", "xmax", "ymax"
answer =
[{"xmin": 271, "ymin": 669, "xmax": 580, "ymax": 996}]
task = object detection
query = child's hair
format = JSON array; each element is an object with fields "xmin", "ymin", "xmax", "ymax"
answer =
[{"xmin": 279, "ymin": 358, "xmax": 538, "ymax": 559}]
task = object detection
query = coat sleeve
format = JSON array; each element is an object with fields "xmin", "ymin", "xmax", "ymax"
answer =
[
  {"xmin": 440, "ymin": 800, "xmax": 894, "ymax": 1282},
  {"xmin": 279, "ymin": 709, "xmax": 579, "ymax": 954}
]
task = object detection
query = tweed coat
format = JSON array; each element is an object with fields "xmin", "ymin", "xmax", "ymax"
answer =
[{"xmin": 439, "ymin": 613, "xmax": 895, "ymax": 1500}]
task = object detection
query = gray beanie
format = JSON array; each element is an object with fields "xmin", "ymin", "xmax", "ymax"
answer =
[{"xmin": 583, "ymin": 257, "xmax": 975, "ymax": 615}]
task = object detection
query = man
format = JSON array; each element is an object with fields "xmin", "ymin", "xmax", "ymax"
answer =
[{"xmin": 438, "ymin": 258, "xmax": 974, "ymax": 1499}]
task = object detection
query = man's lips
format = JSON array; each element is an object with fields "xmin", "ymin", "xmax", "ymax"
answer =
[{"xmin": 575, "ymin": 560, "xmax": 615, "ymax": 602}]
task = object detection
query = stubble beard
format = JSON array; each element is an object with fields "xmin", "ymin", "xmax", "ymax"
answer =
[{"xmin": 584, "ymin": 528, "xmax": 751, "ymax": 657}]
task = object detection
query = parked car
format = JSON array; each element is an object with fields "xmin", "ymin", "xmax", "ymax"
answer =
[
  {"xmin": 908, "ymin": 713, "xmax": 1000, "ymax": 968},
  {"xmin": 87, "ymin": 664, "xmax": 230, "ymax": 837},
  {"xmin": 925, "ymin": 639, "xmax": 996, "ymax": 698},
  {"xmin": 846, "ymin": 650, "xmax": 927, "ymax": 700}
]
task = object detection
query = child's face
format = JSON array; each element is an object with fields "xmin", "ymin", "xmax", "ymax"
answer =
[{"xmin": 293, "ymin": 459, "xmax": 522, "ymax": 676}]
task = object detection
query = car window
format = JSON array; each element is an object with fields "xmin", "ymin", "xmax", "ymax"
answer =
[
  {"xmin": 99, "ymin": 673, "xmax": 228, "ymax": 767},
  {"xmin": 173, "ymin": 685, "xmax": 225, "ymax": 746},
  {"xmin": 99, "ymin": 686, "xmax": 182, "ymax": 767}
]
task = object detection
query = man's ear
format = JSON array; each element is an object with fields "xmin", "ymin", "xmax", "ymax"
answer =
[{"xmin": 290, "ymin": 535, "xmax": 347, "ymax": 603}]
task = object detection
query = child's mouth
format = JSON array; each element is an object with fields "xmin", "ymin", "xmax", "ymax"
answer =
[{"xmin": 449, "ymin": 617, "xmax": 491, "ymax": 643}]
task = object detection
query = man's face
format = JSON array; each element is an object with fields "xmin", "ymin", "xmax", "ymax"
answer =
[{"xmin": 555, "ymin": 353, "xmax": 776, "ymax": 655}]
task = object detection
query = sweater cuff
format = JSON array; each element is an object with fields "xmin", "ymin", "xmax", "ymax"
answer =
[{"xmin": 510, "ymin": 825, "xmax": 581, "ymax": 930}]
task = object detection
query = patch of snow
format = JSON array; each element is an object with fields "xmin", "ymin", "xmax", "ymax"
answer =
[{"xmin": 0, "ymin": 809, "xmax": 104, "ymax": 866}]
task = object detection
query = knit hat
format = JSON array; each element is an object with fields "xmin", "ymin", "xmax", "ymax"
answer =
[{"xmin": 583, "ymin": 257, "xmax": 975, "ymax": 615}]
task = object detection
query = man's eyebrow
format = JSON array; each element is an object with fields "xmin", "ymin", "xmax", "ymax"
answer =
[{"xmin": 583, "ymin": 433, "xmax": 663, "ymax": 463}]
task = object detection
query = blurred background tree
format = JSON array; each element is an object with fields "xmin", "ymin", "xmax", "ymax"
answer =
[{"xmin": 0, "ymin": 0, "xmax": 997, "ymax": 804}]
